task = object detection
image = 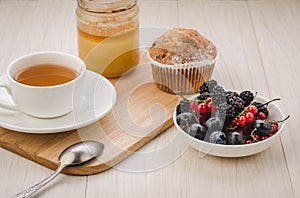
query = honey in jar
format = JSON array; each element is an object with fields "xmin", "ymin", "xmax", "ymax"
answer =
[{"xmin": 76, "ymin": 0, "xmax": 139, "ymax": 77}]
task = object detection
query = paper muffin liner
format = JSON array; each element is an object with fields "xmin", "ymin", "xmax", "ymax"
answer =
[{"xmin": 148, "ymin": 51, "xmax": 218, "ymax": 95}]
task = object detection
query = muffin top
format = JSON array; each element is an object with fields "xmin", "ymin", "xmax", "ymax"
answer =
[{"xmin": 149, "ymin": 28, "xmax": 217, "ymax": 65}]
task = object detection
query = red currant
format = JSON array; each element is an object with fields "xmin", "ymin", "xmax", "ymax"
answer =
[
  {"xmin": 252, "ymin": 134, "xmax": 259, "ymax": 141},
  {"xmin": 257, "ymin": 112, "xmax": 266, "ymax": 120},
  {"xmin": 247, "ymin": 105, "xmax": 258, "ymax": 115},
  {"xmin": 271, "ymin": 123, "xmax": 279, "ymax": 134},
  {"xmin": 200, "ymin": 114, "xmax": 211, "ymax": 125},
  {"xmin": 189, "ymin": 102, "xmax": 198, "ymax": 111},
  {"xmin": 245, "ymin": 140, "xmax": 252, "ymax": 144},
  {"xmin": 237, "ymin": 129, "xmax": 243, "ymax": 134},
  {"xmin": 198, "ymin": 103, "xmax": 207, "ymax": 114},
  {"xmin": 206, "ymin": 101, "xmax": 216, "ymax": 113},
  {"xmin": 238, "ymin": 116, "xmax": 246, "ymax": 127},
  {"xmin": 231, "ymin": 118, "xmax": 238, "ymax": 126},
  {"xmin": 205, "ymin": 98, "xmax": 212, "ymax": 103},
  {"xmin": 261, "ymin": 136, "xmax": 269, "ymax": 141},
  {"xmin": 245, "ymin": 112, "xmax": 254, "ymax": 123},
  {"xmin": 199, "ymin": 115, "xmax": 207, "ymax": 125}
]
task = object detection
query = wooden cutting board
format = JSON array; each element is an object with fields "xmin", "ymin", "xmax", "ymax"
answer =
[{"xmin": 0, "ymin": 56, "xmax": 180, "ymax": 175}]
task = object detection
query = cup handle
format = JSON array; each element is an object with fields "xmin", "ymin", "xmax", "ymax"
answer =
[{"xmin": 0, "ymin": 77, "xmax": 18, "ymax": 111}]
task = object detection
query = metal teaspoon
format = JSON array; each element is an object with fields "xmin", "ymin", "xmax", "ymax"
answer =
[{"xmin": 13, "ymin": 140, "xmax": 104, "ymax": 198}]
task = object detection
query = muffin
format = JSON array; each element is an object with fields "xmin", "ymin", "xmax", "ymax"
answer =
[{"xmin": 148, "ymin": 28, "xmax": 218, "ymax": 94}]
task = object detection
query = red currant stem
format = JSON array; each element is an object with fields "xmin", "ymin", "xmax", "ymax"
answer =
[
  {"xmin": 250, "ymin": 128, "xmax": 258, "ymax": 142},
  {"xmin": 263, "ymin": 98, "xmax": 281, "ymax": 106},
  {"xmin": 179, "ymin": 94, "xmax": 206, "ymax": 103},
  {"xmin": 192, "ymin": 99, "xmax": 206, "ymax": 103},
  {"xmin": 182, "ymin": 118, "xmax": 189, "ymax": 128},
  {"xmin": 250, "ymin": 128, "xmax": 257, "ymax": 136},
  {"xmin": 237, "ymin": 92, "xmax": 258, "ymax": 117},
  {"xmin": 181, "ymin": 114, "xmax": 198, "ymax": 128},
  {"xmin": 226, "ymin": 125, "xmax": 238, "ymax": 131},
  {"xmin": 268, "ymin": 115, "xmax": 290, "ymax": 124}
]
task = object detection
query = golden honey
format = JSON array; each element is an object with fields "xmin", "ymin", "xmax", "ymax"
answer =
[{"xmin": 76, "ymin": 0, "xmax": 139, "ymax": 77}]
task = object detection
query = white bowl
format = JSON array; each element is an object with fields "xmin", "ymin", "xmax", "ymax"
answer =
[{"xmin": 173, "ymin": 95, "xmax": 286, "ymax": 157}]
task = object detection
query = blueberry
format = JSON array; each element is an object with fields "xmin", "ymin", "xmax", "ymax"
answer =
[
  {"xmin": 252, "ymin": 120, "xmax": 272, "ymax": 136},
  {"xmin": 205, "ymin": 117, "xmax": 224, "ymax": 131},
  {"xmin": 176, "ymin": 112, "xmax": 198, "ymax": 132},
  {"xmin": 208, "ymin": 131, "xmax": 227, "ymax": 145},
  {"xmin": 188, "ymin": 123, "xmax": 207, "ymax": 141},
  {"xmin": 228, "ymin": 132, "xmax": 245, "ymax": 145}
]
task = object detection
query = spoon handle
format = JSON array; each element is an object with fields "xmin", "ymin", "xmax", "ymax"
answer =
[{"xmin": 13, "ymin": 163, "xmax": 66, "ymax": 198}]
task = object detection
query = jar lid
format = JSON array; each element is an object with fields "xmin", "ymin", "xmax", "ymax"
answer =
[{"xmin": 78, "ymin": 0, "xmax": 137, "ymax": 13}]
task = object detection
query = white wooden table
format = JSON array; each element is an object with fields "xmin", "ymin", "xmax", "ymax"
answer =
[{"xmin": 0, "ymin": 0, "xmax": 299, "ymax": 197}]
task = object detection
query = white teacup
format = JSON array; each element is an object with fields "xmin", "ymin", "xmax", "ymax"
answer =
[{"xmin": 0, "ymin": 51, "xmax": 86, "ymax": 118}]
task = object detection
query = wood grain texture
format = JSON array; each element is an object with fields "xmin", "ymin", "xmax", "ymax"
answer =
[
  {"xmin": 0, "ymin": 55, "xmax": 179, "ymax": 175},
  {"xmin": 248, "ymin": 1, "xmax": 300, "ymax": 197},
  {"xmin": 0, "ymin": 0, "xmax": 299, "ymax": 198}
]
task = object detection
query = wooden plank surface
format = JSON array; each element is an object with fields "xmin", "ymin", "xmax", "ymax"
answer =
[
  {"xmin": 0, "ymin": 0, "xmax": 299, "ymax": 197},
  {"xmin": 248, "ymin": 1, "xmax": 300, "ymax": 197},
  {"xmin": 0, "ymin": 54, "xmax": 179, "ymax": 175}
]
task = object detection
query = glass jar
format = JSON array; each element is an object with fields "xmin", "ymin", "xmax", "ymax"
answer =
[{"xmin": 76, "ymin": 0, "xmax": 139, "ymax": 77}]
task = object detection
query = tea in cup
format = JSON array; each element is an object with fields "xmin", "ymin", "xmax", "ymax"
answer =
[{"xmin": 0, "ymin": 51, "xmax": 86, "ymax": 118}]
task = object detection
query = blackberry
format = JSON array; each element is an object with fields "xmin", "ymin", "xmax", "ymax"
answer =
[
  {"xmin": 218, "ymin": 102, "xmax": 237, "ymax": 115},
  {"xmin": 229, "ymin": 96, "xmax": 245, "ymax": 115},
  {"xmin": 240, "ymin": 90, "xmax": 254, "ymax": 106},
  {"xmin": 218, "ymin": 103, "xmax": 227, "ymax": 115},
  {"xmin": 212, "ymin": 85, "xmax": 226, "ymax": 105},
  {"xmin": 252, "ymin": 102, "xmax": 269, "ymax": 118},
  {"xmin": 224, "ymin": 113, "xmax": 236, "ymax": 127},
  {"xmin": 218, "ymin": 103, "xmax": 236, "ymax": 126},
  {"xmin": 197, "ymin": 92, "xmax": 211, "ymax": 101},
  {"xmin": 176, "ymin": 99, "xmax": 191, "ymax": 115},
  {"xmin": 199, "ymin": 80, "xmax": 217, "ymax": 94},
  {"xmin": 226, "ymin": 91, "xmax": 239, "ymax": 101},
  {"xmin": 226, "ymin": 104, "xmax": 236, "ymax": 116}
]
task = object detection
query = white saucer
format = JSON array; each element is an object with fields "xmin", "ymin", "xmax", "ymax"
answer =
[{"xmin": 0, "ymin": 70, "xmax": 116, "ymax": 133}]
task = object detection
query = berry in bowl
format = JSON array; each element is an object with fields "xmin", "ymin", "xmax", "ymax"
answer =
[{"xmin": 173, "ymin": 80, "xmax": 289, "ymax": 157}]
